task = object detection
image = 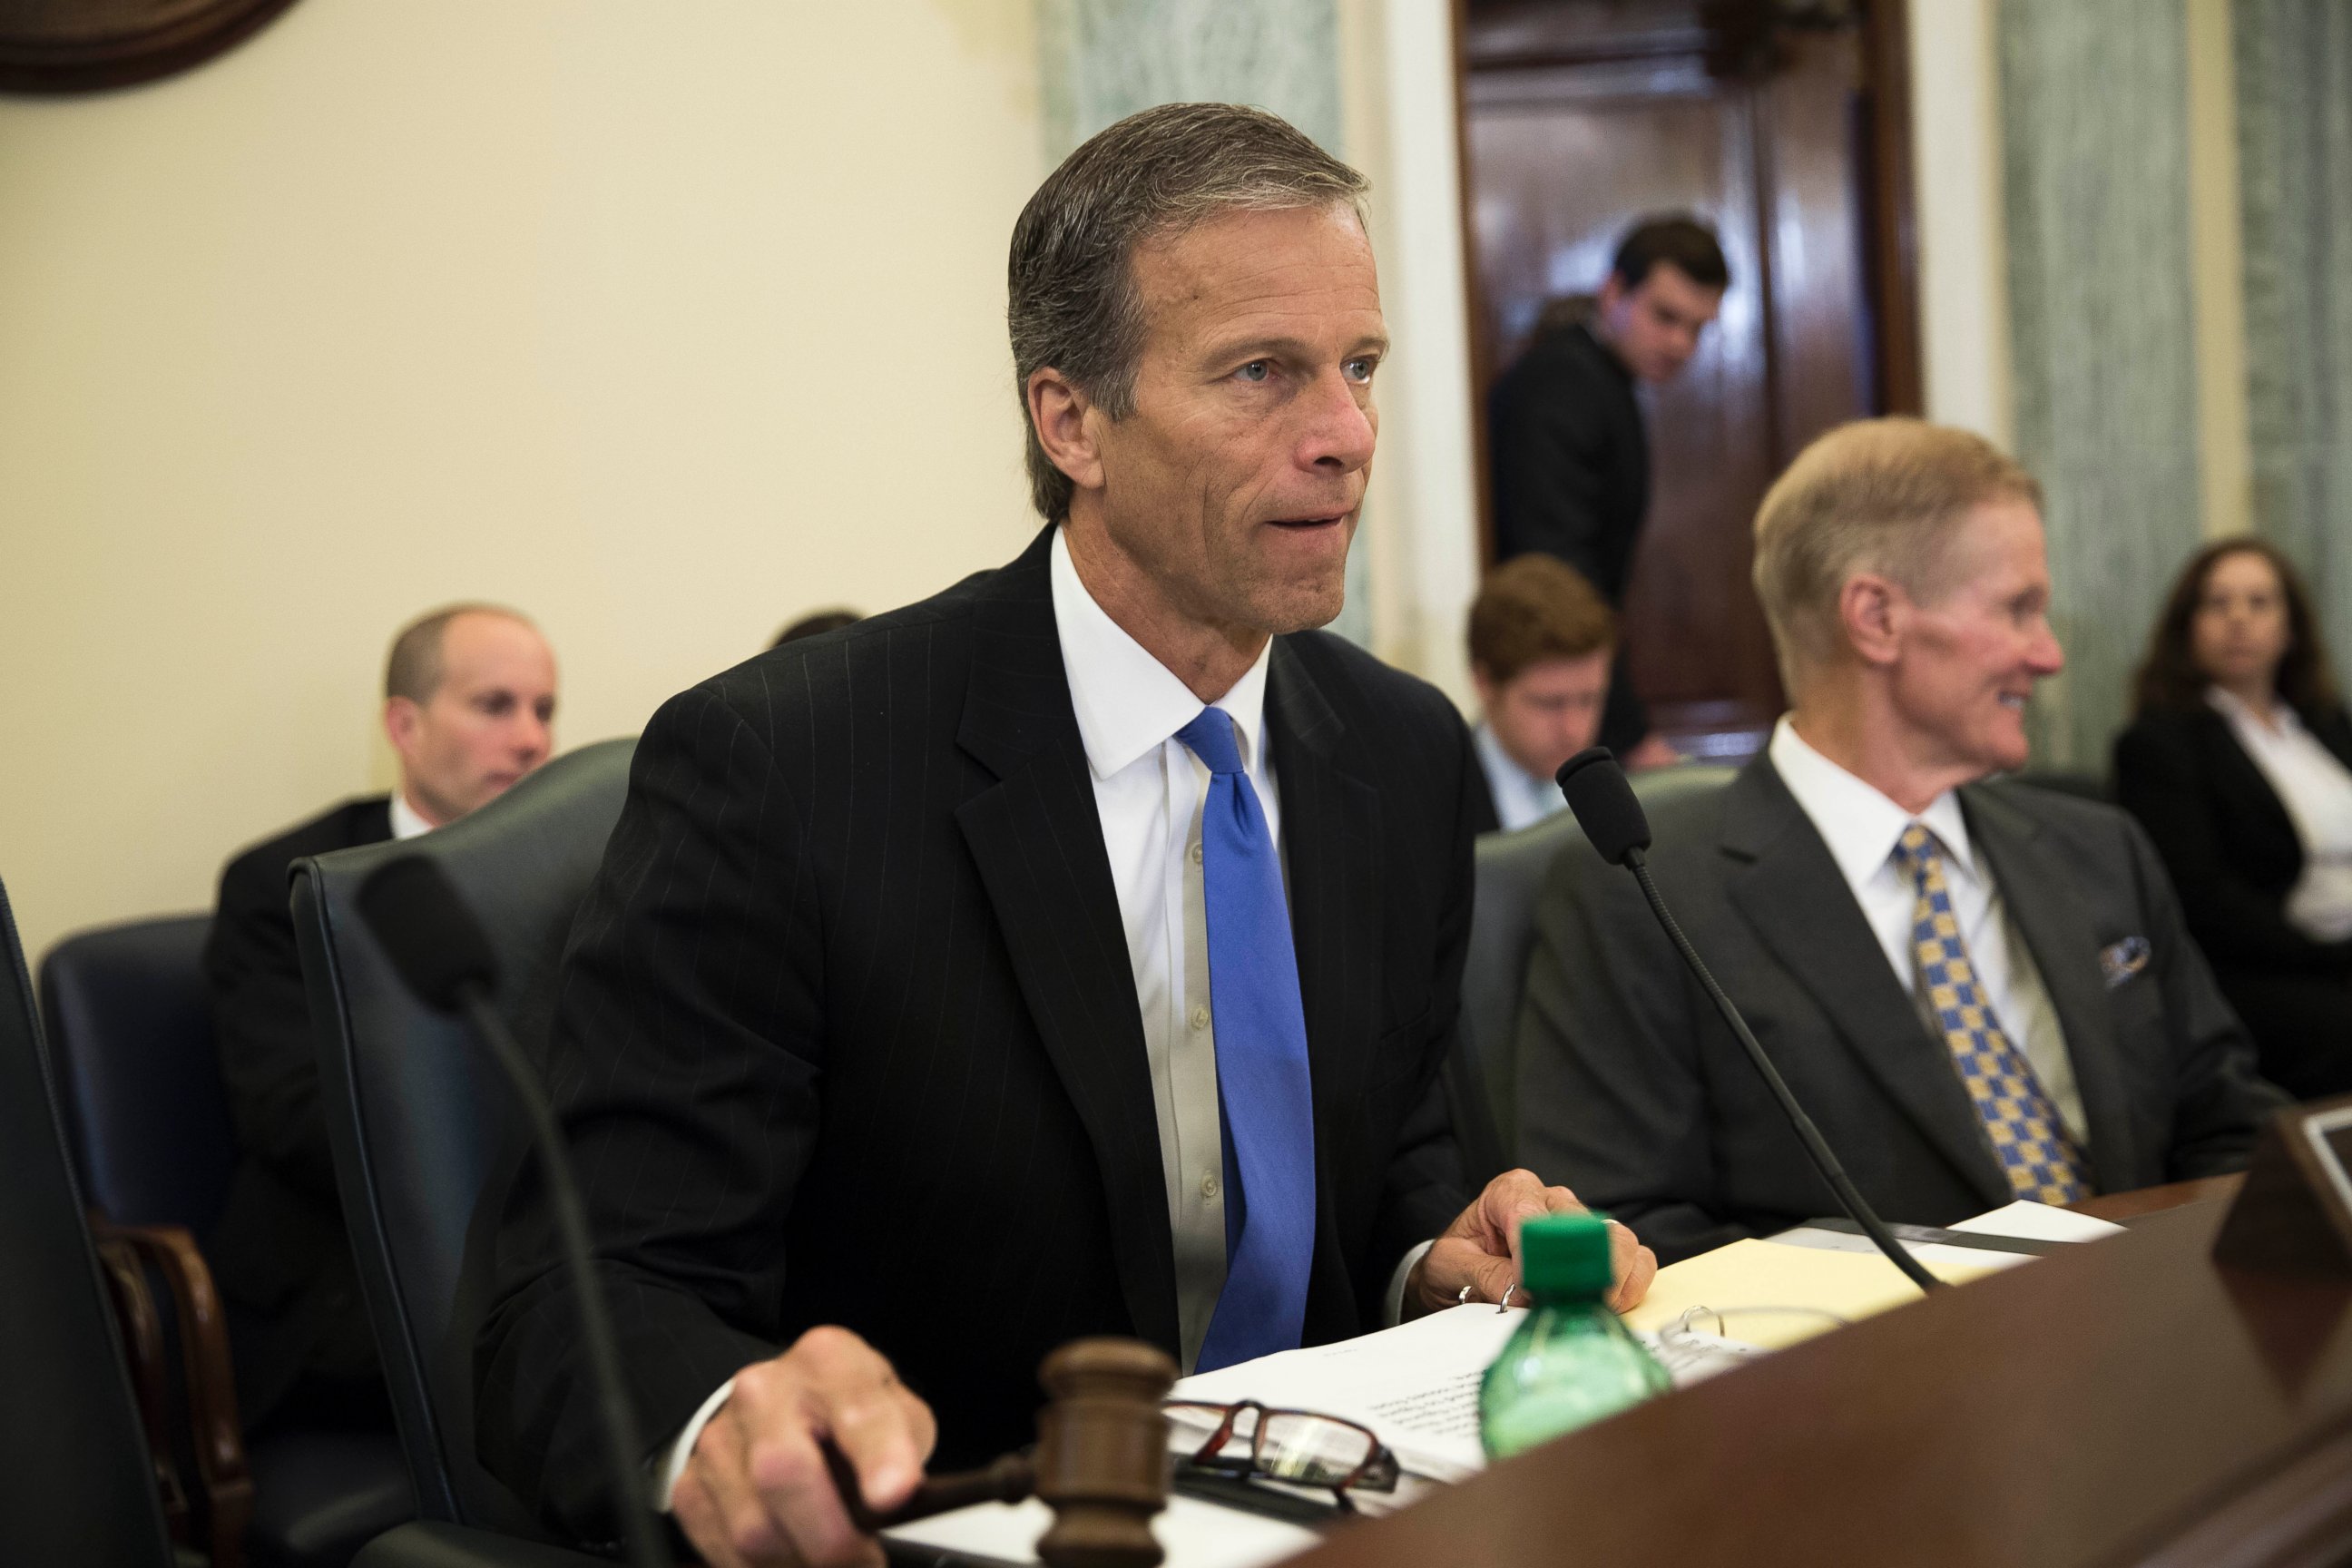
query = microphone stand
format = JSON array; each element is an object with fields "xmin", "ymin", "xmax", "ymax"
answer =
[
  {"xmin": 456, "ymin": 985, "xmax": 667, "ymax": 1568},
  {"xmin": 1620, "ymin": 848, "xmax": 1943, "ymax": 1295}
]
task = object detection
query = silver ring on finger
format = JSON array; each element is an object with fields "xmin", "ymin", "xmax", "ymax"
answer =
[
  {"xmin": 1455, "ymin": 1283, "xmax": 1475, "ymax": 1307},
  {"xmin": 1497, "ymin": 1283, "xmax": 1520, "ymax": 1312}
]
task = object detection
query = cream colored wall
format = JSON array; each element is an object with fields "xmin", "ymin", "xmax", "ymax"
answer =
[
  {"xmin": 1336, "ymin": 0, "xmax": 1482, "ymax": 710},
  {"xmin": 2184, "ymin": 0, "xmax": 2252, "ymax": 542},
  {"xmin": 0, "ymin": 0, "xmax": 1044, "ymax": 963},
  {"xmin": 1907, "ymin": 0, "xmax": 2014, "ymax": 447}
]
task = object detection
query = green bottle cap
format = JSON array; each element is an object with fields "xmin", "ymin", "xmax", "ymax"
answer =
[{"xmin": 1518, "ymin": 1211, "xmax": 1616, "ymax": 1300}]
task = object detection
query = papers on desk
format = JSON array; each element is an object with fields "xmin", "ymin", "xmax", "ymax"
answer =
[
  {"xmin": 886, "ymin": 1203, "xmax": 2124, "ymax": 1563},
  {"xmin": 1951, "ymin": 1199, "xmax": 2128, "ymax": 1243},
  {"xmin": 887, "ymin": 1494, "xmax": 1318, "ymax": 1568},
  {"xmin": 1624, "ymin": 1200, "xmax": 2127, "ymax": 1349},
  {"xmin": 886, "ymin": 1307, "xmax": 1757, "ymax": 1564},
  {"xmin": 1172, "ymin": 1302, "xmax": 1760, "ymax": 1485}
]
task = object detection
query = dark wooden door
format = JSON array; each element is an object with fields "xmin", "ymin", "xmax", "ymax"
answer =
[{"xmin": 1462, "ymin": 0, "xmax": 1916, "ymax": 756}]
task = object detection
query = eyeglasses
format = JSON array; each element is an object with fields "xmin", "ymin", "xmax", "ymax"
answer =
[{"xmin": 1161, "ymin": 1399, "xmax": 1401, "ymax": 1512}]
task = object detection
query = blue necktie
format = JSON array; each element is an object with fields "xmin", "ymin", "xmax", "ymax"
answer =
[{"xmin": 1177, "ymin": 709, "xmax": 1318, "ymax": 1372}]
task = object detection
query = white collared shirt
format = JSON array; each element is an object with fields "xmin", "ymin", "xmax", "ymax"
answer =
[
  {"xmin": 1472, "ymin": 721, "xmax": 1567, "ymax": 833},
  {"xmin": 388, "ymin": 791, "xmax": 435, "ymax": 841},
  {"xmin": 1050, "ymin": 524, "xmax": 1269, "ymax": 1373},
  {"xmin": 1768, "ymin": 716, "xmax": 2087, "ymax": 1144},
  {"xmin": 2208, "ymin": 686, "xmax": 2352, "ymax": 941}
]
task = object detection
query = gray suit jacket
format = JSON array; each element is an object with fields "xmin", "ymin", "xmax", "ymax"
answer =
[{"xmin": 1514, "ymin": 756, "xmax": 2284, "ymax": 1263}]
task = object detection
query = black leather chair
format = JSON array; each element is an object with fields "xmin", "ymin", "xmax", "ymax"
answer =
[
  {"xmin": 293, "ymin": 740, "xmax": 637, "ymax": 1566},
  {"xmin": 0, "ymin": 874, "xmax": 182, "ymax": 1568},
  {"xmin": 39, "ymin": 916, "xmax": 234, "ymax": 1235},
  {"xmin": 40, "ymin": 915, "xmax": 416, "ymax": 1568},
  {"xmin": 1452, "ymin": 764, "xmax": 1737, "ymax": 1181}
]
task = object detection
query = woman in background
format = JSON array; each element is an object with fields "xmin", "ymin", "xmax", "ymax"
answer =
[{"xmin": 2116, "ymin": 538, "xmax": 2352, "ymax": 1100}]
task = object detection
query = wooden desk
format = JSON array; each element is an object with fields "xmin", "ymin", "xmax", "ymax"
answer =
[{"xmin": 1297, "ymin": 1183, "xmax": 2352, "ymax": 1567}]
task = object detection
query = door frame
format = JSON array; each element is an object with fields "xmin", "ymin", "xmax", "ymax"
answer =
[{"xmin": 1450, "ymin": 0, "xmax": 1926, "ymax": 565}]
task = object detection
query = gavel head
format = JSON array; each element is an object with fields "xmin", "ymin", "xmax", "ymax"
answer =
[{"xmin": 1030, "ymin": 1338, "xmax": 1181, "ymax": 1568}]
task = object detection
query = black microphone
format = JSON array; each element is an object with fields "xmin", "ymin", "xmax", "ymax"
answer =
[
  {"xmin": 357, "ymin": 857, "xmax": 667, "ymax": 1568},
  {"xmin": 1553, "ymin": 748, "xmax": 1944, "ymax": 1295}
]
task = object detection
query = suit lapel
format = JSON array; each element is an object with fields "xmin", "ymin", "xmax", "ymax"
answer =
[
  {"xmin": 950, "ymin": 530, "xmax": 1179, "ymax": 1354},
  {"xmin": 2203, "ymin": 710, "xmax": 2303, "ymax": 857},
  {"xmin": 1264, "ymin": 640, "xmax": 1382, "ymax": 1310},
  {"xmin": 1721, "ymin": 762, "xmax": 2010, "ymax": 1207},
  {"xmin": 1962, "ymin": 786, "xmax": 2143, "ymax": 1193}
]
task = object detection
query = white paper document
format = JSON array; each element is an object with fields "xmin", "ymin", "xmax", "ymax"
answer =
[
  {"xmin": 1172, "ymin": 1303, "xmax": 1758, "ymax": 1485},
  {"xmin": 1764, "ymin": 1199, "xmax": 2125, "ymax": 1276},
  {"xmin": 886, "ymin": 1493, "xmax": 1318, "ymax": 1568},
  {"xmin": 1948, "ymin": 1199, "xmax": 2126, "ymax": 1243},
  {"xmin": 886, "ymin": 1304, "xmax": 1759, "ymax": 1564}
]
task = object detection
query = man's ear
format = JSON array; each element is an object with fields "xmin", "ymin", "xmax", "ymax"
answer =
[
  {"xmin": 1027, "ymin": 366, "xmax": 1106, "ymax": 497},
  {"xmin": 1838, "ymin": 572, "xmax": 1906, "ymax": 668},
  {"xmin": 383, "ymin": 697, "xmax": 422, "ymax": 766},
  {"xmin": 1470, "ymin": 663, "xmax": 1502, "ymax": 713}
]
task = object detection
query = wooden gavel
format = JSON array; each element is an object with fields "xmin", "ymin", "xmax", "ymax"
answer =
[{"xmin": 825, "ymin": 1338, "xmax": 1181, "ymax": 1568}]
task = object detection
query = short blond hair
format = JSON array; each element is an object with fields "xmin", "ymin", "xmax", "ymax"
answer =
[{"xmin": 1751, "ymin": 418, "xmax": 2042, "ymax": 691}]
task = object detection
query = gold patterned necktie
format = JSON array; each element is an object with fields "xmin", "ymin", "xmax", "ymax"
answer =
[{"xmin": 1890, "ymin": 822, "xmax": 2090, "ymax": 1204}]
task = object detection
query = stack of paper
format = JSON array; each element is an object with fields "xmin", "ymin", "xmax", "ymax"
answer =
[{"xmin": 884, "ymin": 1200, "xmax": 2123, "ymax": 1563}]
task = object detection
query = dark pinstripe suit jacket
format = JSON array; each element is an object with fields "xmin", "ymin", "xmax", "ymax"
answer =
[{"xmin": 475, "ymin": 526, "xmax": 1480, "ymax": 1535}]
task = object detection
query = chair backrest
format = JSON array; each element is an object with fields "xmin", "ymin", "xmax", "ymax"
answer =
[
  {"xmin": 38, "ymin": 914, "xmax": 234, "ymax": 1230},
  {"xmin": 1453, "ymin": 763, "xmax": 1737, "ymax": 1180},
  {"xmin": 0, "ymin": 876, "xmax": 176, "ymax": 1568},
  {"xmin": 292, "ymin": 739, "xmax": 635, "ymax": 1532}
]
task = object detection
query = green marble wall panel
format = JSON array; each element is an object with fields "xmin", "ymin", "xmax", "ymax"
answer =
[
  {"xmin": 1033, "ymin": 0, "xmax": 1370, "ymax": 646},
  {"xmin": 1999, "ymin": 0, "xmax": 2205, "ymax": 772},
  {"xmin": 1035, "ymin": 0, "xmax": 1342, "ymax": 161},
  {"xmin": 2235, "ymin": 0, "xmax": 2352, "ymax": 668}
]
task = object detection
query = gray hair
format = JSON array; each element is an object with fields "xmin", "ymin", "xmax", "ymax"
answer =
[
  {"xmin": 384, "ymin": 602, "xmax": 536, "ymax": 703},
  {"xmin": 1006, "ymin": 103, "xmax": 1370, "ymax": 523},
  {"xmin": 1751, "ymin": 418, "xmax": 2043, "ymax": 694}
]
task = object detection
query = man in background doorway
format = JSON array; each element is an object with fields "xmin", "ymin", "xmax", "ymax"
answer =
[
  {"xmin": 1467, "ymin": 554, "xmax": 1617, "ymax": 834},
  {"xmin": 203, "ymin": 603, "xmax": 557, "ymax": 1431},
  {"xmin": 1489, "ymin": 213, "xmax": 1729, "ymax": 767}
]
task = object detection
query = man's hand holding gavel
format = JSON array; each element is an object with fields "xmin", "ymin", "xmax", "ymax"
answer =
[{"xmin": 670, "ymin": 1326, "xmax": 936, "ymax": 1568}]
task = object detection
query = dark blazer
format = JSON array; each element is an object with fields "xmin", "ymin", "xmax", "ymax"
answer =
[
  {"xmin": 2114, "ymin": 702, "xmax": 2352, "ymax": 1098},
  {"xmin": 475, "ymin": 527, "xmax": 1480, "ymax": 1537},
  {"xmin": 1467, "ymin": 745, "xmax": 1505, "ymax": 838},
  {"xmin": 204, "ymin": 795, "xmax": 393, "ymax": 1423},
  {"xmin": 1488, "ymin": 320, "xmax": 1651, "ymax": 754},
  {"xmin": 1514, "ymin": 757, "xmax": 2282, "ymax": 1264}
]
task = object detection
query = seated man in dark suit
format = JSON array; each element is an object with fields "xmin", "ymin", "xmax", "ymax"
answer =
[
  {"xmin": 1515, "ymin": 417, "xmax": 2282, "ymax": 1265},
  {"xmin": 1466, "ymin": 554, "xmax": 1617, "ymax": 834},
  {"xmin": 205, "ymin": 603, "xmax": 557, "ymax": 1429},
  {"xmin": 475, "ymin": 103, "xmax": 1656, "ymax": 1564}
]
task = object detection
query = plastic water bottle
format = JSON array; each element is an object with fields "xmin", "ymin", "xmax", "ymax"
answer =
[{"xmin": 1479, "ymin": 1211, "xmax": 1671, "ymax": 1459}]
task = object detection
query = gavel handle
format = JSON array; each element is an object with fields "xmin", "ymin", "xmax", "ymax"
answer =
[{"xmin": 824, "ymin": 1445, "xmax": 1036, "ymax": 1534}]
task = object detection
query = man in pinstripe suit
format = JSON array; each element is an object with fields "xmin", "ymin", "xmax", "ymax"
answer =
[{"xmin": 477, "ymin": 104, "xmax": 1656, "ymax": 1566}]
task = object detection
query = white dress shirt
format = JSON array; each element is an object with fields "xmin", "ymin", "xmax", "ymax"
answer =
[
  {"xmin": 1050, "ymin": 524, "xmax": 1269, "ymax": 1371},
  {"xmin": 1768, "ymin": 717, "xmax": 2088, "ymax": 1144},
  {"xmin": 1473, "ymin": 721, "xmax": 1567, "ymax": 832},
  {"xmin": 655, "ymin": 530, "xmax": 1427, "ymax": 1507},
  {"xmin": 2208, "ymin": 687, "xmax": 2352, "ymax": 941},
  {"xmin": 387, "ymin": 790, "xmax": 435, "ymax": 842}
]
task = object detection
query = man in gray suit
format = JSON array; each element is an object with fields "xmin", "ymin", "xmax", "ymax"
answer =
[{"xmin": 1515, "ymin": 417, "xmax": 2282, "ymax": 1263}]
